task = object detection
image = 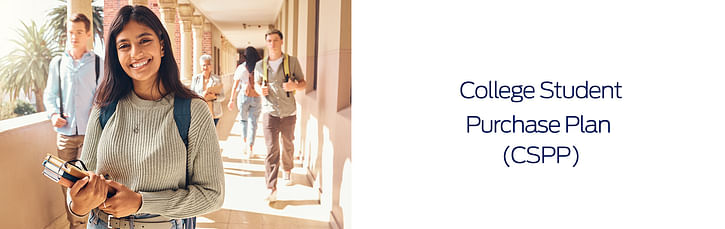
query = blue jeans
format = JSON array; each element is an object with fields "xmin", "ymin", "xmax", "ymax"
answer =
[
  {"xmin": 238, "ymin": 95, "xmax": 262, "ymax": 146},
  {"xmin": 87, "ymin": 209, "xmax": 196, "ymax": 229}
]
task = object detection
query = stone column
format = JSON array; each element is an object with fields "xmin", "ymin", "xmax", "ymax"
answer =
[
  {"xmin": 68, "ymin": 0, "xmax": 93, "ymax": 50},
  {"xmin": 230, "ymin": 43, "xmax": 235, "ymax": 72},
  {"xmin": 158, "ymin": 0, "xmax": 177, "ymax": 63},
  {"xmin": 192, "ymin": 15, "xmax": 203, "ymax": 75},
  {"xmin": 228, "ymin": 44, "xmax": 236, "ymax": 73},
  {"xmin": 225, "ymin": 40, "xmax": 232, "ymax": 74},
  {"xmin": 229, "ymin": 44, "xmax": 234, "ymax": 72},
  {"xmin": 178, "ymin": 3, "xmax": 194, "ymax": 85},
  {"xmin": 225, "ymin": 41, "xmax": 230, "ymax": 74},
  {"xmin": 224, "ymin": 44, "xmax": 229, "ymax": 73},
  {"xmin": 128, "ymin": 0, "xmax": 148, "ymax": 6},
  {"xmin": 218, "ymin": 37, "xmax": 227, "ymax": 75}
]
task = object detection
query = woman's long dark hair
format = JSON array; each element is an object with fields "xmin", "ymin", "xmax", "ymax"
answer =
[
  {"xmin": 94, "ymin": 5, "xmax": 198, "ymax": 108},
  {"xmin": 244, "ymin": 47, "xmax": 261, "ymax": 73}
]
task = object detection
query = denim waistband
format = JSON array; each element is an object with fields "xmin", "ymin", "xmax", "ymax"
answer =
[
  {"xmin": 90, "ymin": 209, "xmax": 180, "ymax": 229},
  {"xmin": 92, "ymin": 209, "xmax": 164, "ymax": 220}
]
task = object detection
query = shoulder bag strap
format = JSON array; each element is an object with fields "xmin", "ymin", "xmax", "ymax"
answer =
[
  {"xmin": 95, "ymin": 55, "xmax": 100, "ymax": 84},
  {"xmin": 173, "ymin": 97, "xmax": 191, "ymax": 148},
  {"xmin": 57, "ymin": 57, "xmax": 64, "ymax": 118},
  {"xmin": 99, "ymin": 100, "xmax": 119, "ymax": 129}
]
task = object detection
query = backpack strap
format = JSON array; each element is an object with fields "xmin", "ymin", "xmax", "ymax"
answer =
[
  {"xmin": 262, "ymin": 56, "xmax": 268, "ymax": 83},
  {"xmin": 284, "ymin": 54, "xmax": 295, "ymax": 96},
  {"xmin": 263, "ymin": 53, "xmax": 291, "ymax": 81},
  {"xmin": 262, "ymin": 53, "xmax": 295, "ymax": 97},
  {"xmin": 99, "ymin": 100, "xmax": 119, "ymax": 129},
  {"xmin": 56, "ymin": 57, "xmax": 64, "ymax": 118},
  {"xmin": 174, "ymin": 97, "xmax": 191, "ymax": 148},
  {"xmin": 173, "ymin": 96, "xmax": 192, "ymax": 196},
  {"xmin": 95, "ymin": 55, "xmax": 100, "ymax": 84},
  {"xmin": 283, "ymin": 53, "xmax": 290, "ymax": 77},
  {"xmin": 99, "ymin": 96, "xmax": 191, "ymax": 149}
]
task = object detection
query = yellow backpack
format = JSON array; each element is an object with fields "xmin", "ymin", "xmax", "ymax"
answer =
[{"xmin": 262, "ymin": 53, "xmax": 295, "ymax": 97}]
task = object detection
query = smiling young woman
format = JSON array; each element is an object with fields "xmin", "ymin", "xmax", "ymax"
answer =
[
  {"xmin": 67, "ymin": 5, "xmax": 225, "ymax": 229},
  {"xmin": 115, "ymin": 20, "xmax": 166, "ymax": 100}
]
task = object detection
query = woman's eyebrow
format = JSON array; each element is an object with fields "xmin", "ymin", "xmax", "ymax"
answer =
[
  {"xmin": 117, "ymin": 32, "xmax": 154, "ymax": 43},
  {"xmin": 137, "ymin": 32, "xmax": 153, "ymax": 38}
]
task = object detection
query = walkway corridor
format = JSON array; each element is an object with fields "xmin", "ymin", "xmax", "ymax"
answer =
[{"xmin": 197, "ymin": 117, "xmax": 330, "ymax": 229}]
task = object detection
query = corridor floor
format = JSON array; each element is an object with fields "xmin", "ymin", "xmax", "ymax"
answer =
[{"xmin": 197, "ymin": 119, "xmax": 330, "ymax": 229}]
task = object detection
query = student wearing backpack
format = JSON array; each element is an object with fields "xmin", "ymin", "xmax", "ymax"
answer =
[
  {"xmin": 66, "ymin": 5, "xmax": 224, "ymax": 228},
  {"xmin": 255, "ymin": 29, "xmax": 307, "ymax": 201},
  {"xmin": 42, "ymin": 13, "xmax": 103, "ymax": 229}
]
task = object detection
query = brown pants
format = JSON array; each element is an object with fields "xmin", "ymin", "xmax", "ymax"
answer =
[
  {"xmin": 57, "ymin": 134, "xmax": 89, "ymax": 229},
  {"xmin": 263, "ymin": 114, "xmax": 296, "ymax": 189}
]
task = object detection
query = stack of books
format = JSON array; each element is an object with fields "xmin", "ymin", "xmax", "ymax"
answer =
[{"xmin": 42, "ymin": 154, "xmax": 88, "ymax": 188}]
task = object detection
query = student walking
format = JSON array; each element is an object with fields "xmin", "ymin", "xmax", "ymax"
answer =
[
  {"xmin": 228, "ymin": 47, "xmax": 262, "ymax": 157},
  {"xmin": 43, "ymin": 13, "xmax": 103, "ymax": 229},
  {"xmin": 254, "ymin": 29, "xmax": 307, "ymax": 201}
]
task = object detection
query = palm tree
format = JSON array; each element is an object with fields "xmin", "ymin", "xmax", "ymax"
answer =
[
  {"xmin": 48, "ymin": 0, "xmax": 104, "ymax": 51},
  {"xmin": 0, "ymin": 21, "xmax": 61, "ymax": 112}
]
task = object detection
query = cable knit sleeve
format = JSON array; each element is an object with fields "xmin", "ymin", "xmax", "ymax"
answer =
[
  {"xmin": 136, "ymin": 98, "xmax": 225, "ymax": 218},
  {"xmin": 66, "ymin": 107, "xmax": 102, "ymax": 217},
  {"xmin": 80, "ymin": 107, "xmax": 102, "ymax": 172}
]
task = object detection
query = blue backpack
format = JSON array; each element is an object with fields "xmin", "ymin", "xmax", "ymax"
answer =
[
  {"xmin": 98, "ymin": 96, "xmax": 197, "ymax": 228},
  {"xmin": 99, "ymin": 96, "xmax": 191, "ymax": 147}
]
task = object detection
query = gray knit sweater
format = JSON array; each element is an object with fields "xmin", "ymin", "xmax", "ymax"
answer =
[{"xmin": 79, "ymin": 92, "xmax": 224, "ymax": 219}]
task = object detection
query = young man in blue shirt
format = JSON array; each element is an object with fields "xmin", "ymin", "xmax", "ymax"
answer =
[{"xmin": 42, "ymin": 13, "xmax": 103, "ymax": 229}]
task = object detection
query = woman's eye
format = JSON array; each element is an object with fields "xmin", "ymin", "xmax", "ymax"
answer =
[
  {"xmin": 140, "ymin": 39, "xmax": 151, "ymax": 44},
  {"xmin": 118, "ymin": 44, "xmax": 129, "ymax": 49}
]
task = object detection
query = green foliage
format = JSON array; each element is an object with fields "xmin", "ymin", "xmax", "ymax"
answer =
[
  {"xmin": 0, "ymin": 20, "xmax": 61, "ymax": 112},
  {"xmin": 0, "ymin": 101, "xmax": 16, "ymax": 121},
  {"xmin": 48, "ymin": 0, "xmax": 104, "ymax": 50},
  {"xmin": 13, "ymin": 100, "xmax": 36, "ymax": 116}
]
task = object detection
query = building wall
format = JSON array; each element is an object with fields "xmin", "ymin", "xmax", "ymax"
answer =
[
  {"xmin": 102, "ymin": 0, "xmax": 125, "ymax": 42},
  {"xmin": 203, "ymin": 24, "xmax": 212, "ymax": 56},
  {"xmin": 103, "ymin": 0, "xmax": 180, "ymax": 70},
  {"xmin": 0, "ymin": 114, "xmax": 69, "ymax": 228},
  {"xmin": 103, "ymin": 1, "xmax": 163, "ymax": 40},
  {"xmin": 211, "ymin": 25, "xmax": 222, "ymax": 75},
  {"xmin": 276, "ymin": 0, "xmax": 351, "ymax": 228}
]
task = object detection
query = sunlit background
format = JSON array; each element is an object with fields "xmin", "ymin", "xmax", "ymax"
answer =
[
  {"xmin": 0, "ymin": 0, "xmax": 104, "ymax": 120},
  {"xmin": 0, "ymin": 0, "xmax": 104, "ymax": 56}
]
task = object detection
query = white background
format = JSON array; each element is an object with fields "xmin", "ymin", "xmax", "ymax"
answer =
[{"xmin": 354, "ymin": 1, "xmax": 725, "ymax": 228}]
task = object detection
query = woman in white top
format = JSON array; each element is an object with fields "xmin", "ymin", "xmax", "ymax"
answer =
[
  {"xmin": 191, "ymin": 54, "xmax": 225, "ymax": 126},
  {"xmin": 228, "ymin": 47, "xmax": 262, "ymax": 156}
]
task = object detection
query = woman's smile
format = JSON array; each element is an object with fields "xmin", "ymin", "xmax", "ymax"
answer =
[{"xmin": 130, "ymin": 57, "xmax": 152, "ymax": 69}]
